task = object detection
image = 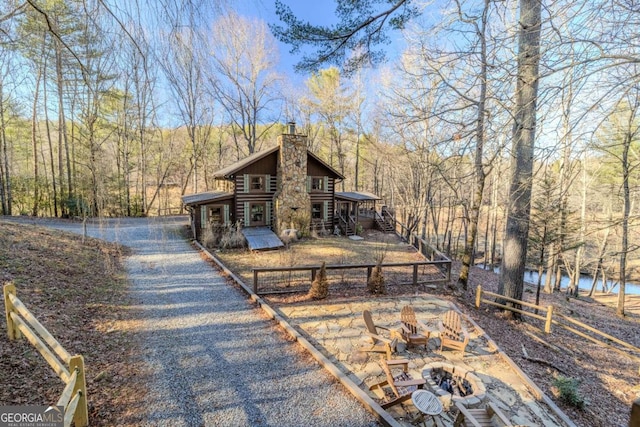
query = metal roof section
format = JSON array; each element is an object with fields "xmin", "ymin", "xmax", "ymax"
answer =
[
  {"xmin": 335, "ymin": 191, "xmax": 382, "ymax": 202},
  {"xmin": 181, "ymin": 191, "xmax": 234, "ymax": 206},
  {"xmin": 241, "ymin": 227, "xmax": 285, "ymax": 250}
]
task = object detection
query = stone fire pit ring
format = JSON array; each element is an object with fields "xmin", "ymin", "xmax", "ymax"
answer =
[{"xmin": 422, "ymin": 362, "xmax": 486, "ymax": 408}]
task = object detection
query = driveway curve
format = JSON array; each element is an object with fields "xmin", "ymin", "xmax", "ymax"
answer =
[{"xmin": 7, "ymin": 216, "xmax": 378, "ymax": 427}]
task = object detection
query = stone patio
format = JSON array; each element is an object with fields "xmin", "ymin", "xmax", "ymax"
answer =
[{"xmin": 275, "ymin": 295, "xmax": 572, "ymax": 427}]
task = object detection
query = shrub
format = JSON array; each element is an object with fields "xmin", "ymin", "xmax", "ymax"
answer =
[
  {"xmin": 367, "ymin": 263, "xmax": 386, "ymax": 295},
  {"xmin": 552, "ymin": 376, "xmax": 585, "ymax": 409},
  {"xmin": 202, "ymin": 227, "xmax": 218, "ymax": 249},
  {"xmin": 308, "ymin": 262, "xmax": 329, "ymax": 299},
  {"xmin": 219, "ymin": 222, "xmax": 246, "ymax": 249}
]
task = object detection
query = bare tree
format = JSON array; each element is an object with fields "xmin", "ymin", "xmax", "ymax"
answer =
[
  {"xmin": 593, "ymin": 82, "xmax": 640, "ymax": 316},
  {"xmin": 160, "ymin": 25, "xmax": 213, "ymax": 195},
  {"xmin": 303, "ymin": 67, "xmax": 353, "ymax": 187},
  {"xmin": 207, "ymin": 12, "xmax": 281, "ymax": 156}
]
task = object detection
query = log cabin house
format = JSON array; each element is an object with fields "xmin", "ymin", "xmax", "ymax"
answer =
[{"xmin": 182, "ymin": 126, "xmax": 394, "ymax": 245}]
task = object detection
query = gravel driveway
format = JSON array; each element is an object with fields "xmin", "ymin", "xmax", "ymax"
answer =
[{"xmin": 9, "ymin": 216, "xmax": 378, "ymax": 427}]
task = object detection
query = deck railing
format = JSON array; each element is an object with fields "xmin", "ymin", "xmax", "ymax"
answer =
[{"xmin": 4, "ymin": 283, "xmax": 88, "ymax": 427}]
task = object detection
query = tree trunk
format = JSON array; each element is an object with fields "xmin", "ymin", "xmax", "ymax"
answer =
[
  {"xmin": 618, "ymin": 132, "xmax": 631, "ymax": 317},
  {"xmin": 498, "ymin": 0, "xmax": 542, "ymax": 315},
  {"xmin": 55, "ymin": 42, "xmax": 68, "ymax": 216},
  {"xmin": 31, "ymin": 66, "xmax": 42, "ymax": 216},
  {"xmin": 0, "ymin": 79, "xmax": 11, "ymax": 215},
  {"xmin": 458, "ymin": 0, "xmax": 489, "ymax": 290}
]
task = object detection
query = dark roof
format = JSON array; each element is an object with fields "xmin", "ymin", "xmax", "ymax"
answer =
[
  {"xmin": 211, "ymin": 145, "xmax": 344, "ymax": 180},
  {"xmin": 181, "ymin": 191, "xmax": 233, "ymax": 206},
  {"xmin": 335, "ymin": 191, "xmax": 381, "ymax": 202},
  {"xmin": 212, "ymin": 146, "xmax": 279, "ymax": 179}
]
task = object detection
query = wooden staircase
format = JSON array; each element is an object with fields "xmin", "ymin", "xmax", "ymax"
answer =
[
  {"xmin": 375, "ymin": 211, "xmax": 395, "ymax": 233},
  {"xmin": 338, "ymin": 214, "xmax": 356, "ymax": 236}
]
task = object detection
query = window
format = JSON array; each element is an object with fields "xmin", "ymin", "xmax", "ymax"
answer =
[
  {"xmin": 311, "ymin": 203, "xmax": 323, "ymax": 220},
  {"xmin": 311, "ymin": 177, "xmax": 324, "ymax": 192},
  {"xmin": 209, "ymin": 206, "xmax": 222, "ymax": 224},
  {"xmin": 250, "ymin": 175, "xmax": 265, "ymax": 191}
]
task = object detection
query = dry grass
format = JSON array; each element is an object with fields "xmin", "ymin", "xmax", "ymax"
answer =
[
  {"xmin": 0, "ymin": 221, "xmax": 147, "ymax": 426},
  {"xmin": 216, "ymin": 230, "xmax": 424, "ymax": 285}
]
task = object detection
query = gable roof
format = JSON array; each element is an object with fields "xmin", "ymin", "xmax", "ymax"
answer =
[
  {"xmin": 211, "ymin": 145, "xmax": 344, "ymax": 180},
  {"xmin": 307, "ymin": 151, "xmax": 344, "ymax": 180},
  {"xmin": 213, "ymin": 146, "xmax": 279, "ymax": 179},
  {"xmin": 181, "ymin": 191, "xmax": 233, "ymax": 206}
]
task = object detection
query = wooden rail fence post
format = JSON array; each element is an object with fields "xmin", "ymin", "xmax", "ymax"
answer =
[
  {"xmin": 545, "ymin": 305, "xmax": 554, "ymax": 333},
  {"xmin": 475, "ymin": 286, "xmax": 482, "ymax": 308},
  {"xmin": 253, "ymin": 270, "xmax": 259, "ymax": 294},
  {"xmin": 4, "ymin": 282, "xmax": 20, "ymax": 340},
  {"xmin": 413, "ymin": 264, "xmax": 418, "ymax": 286},
  {"xmin": 69, "ymin": 355, "xmax": 88, "ymax": 427}
]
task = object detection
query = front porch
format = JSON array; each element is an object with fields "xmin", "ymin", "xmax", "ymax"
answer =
[{"xmin": 334, "ymin": 191, "xmax": 395, "ymax": 236}]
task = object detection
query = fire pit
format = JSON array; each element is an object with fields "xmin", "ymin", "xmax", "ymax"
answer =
[{"xmin": 422, "ymin": 362, "xmax": 486, "ymax": 408}]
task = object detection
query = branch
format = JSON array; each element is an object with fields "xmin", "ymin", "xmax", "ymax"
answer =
[
  {"xmin": 521, "ymin": 344, "xmax": 569, "ymax": 375},
  {"xmin": 25, "ymin": 0, "xmax": 88, "ymax": 76}
]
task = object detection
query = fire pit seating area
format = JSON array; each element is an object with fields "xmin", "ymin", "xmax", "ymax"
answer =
[{"xmin": 422, "ymin": 361, "xmax": 486, "ymax": 409}]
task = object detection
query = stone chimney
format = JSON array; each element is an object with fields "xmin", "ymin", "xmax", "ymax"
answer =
[{"xmin": 273, "ymin": 123, "xmax": 311, "ymax": 236}]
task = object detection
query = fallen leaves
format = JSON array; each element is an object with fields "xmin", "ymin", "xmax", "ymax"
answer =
[{"xmin": 0, "ymin": 221, "xmax": 147, "ymax": 426}]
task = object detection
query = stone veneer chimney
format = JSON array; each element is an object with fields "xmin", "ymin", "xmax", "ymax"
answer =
[{"xmin": 273, "ymin": 124, "xmax": 311, "ymax": 236}]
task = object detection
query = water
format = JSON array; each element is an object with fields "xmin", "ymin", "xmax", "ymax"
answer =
[
  {"xmin": 523, "ymin": 269, "xmax": 640, "ymax": 296},
  {"xmin": 477, "ymin": 264, "xmax": 640, "ymax": 295}
]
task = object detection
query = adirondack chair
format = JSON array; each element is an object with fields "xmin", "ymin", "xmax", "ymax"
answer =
[
  {"xmin": 438, "ymin": 310, "xmax": 470, "ymax": 353},
  {"xmin": 362, "ymin": 310, "xmax": 398, "ymax": 359},
  {"xmin": 453, "ymin": 401, "xmax": 513, "ymax": 427},
  {"xmin": 369, "ymin": 358, "xmax": 426, "ymax": 409},
  {"xmin": 399, "ymin": 305, "xmax": 430, "ymax": 349}
]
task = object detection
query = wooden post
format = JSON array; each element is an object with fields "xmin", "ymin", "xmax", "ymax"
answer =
[
  {"xmin": 69, "ymin": 355, "xmax": 88, "ymax": 427},
  {"xmin": 413, "ymin": 264, "xmax": 418, "ymax": 286},
  {"xmin": 630, "ymin": 398, "xmax": 640, "ymax": 427},
  {"xmin": 366, "ymin": 266, "xmax": 372, "ymax": 282},
  {"xmin": 4, "ymin": 282, "xmax": 19, "ymax": 340},
  {"xmin": 545, "ymin": 305, "xmax": 554, "ymax": 333},
  {"xmin": 311, "ymin": 268, "xmax": 317, "ymax": 282},
  {"xmin": 475, "ymin": 286, "xmax": 482, "ymax": 308},
  {"xmin": 253, "ymin": 270, "xmax": 259, "ymax": 294}
]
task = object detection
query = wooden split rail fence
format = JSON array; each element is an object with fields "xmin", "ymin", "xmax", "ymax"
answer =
[
  {"xmin": 3, "ymin": 283, "xmax": 88, "ymax": 427},
  {"xmin": 253, "ymin": 260, "xmax": 451, "ymax": 295},
  {"xmin": 384, "ymin": 211, "xmax": 452, "ymax": 266},
  {"xmin": 475, "ymin": 285, "xmax": 640, "ymax": 366}
]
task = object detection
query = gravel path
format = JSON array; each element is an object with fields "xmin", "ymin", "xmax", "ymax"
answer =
[{"xmin": 9, "ymin": 216, "xmax": 379, "ymax": 427}]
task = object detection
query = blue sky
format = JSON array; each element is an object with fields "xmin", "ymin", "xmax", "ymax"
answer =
[{"xmin": 231, "ymin": 0, "xmax": 407, "ymax": 84}]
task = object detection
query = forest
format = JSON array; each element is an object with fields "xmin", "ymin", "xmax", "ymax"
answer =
[{"xmin": 0, "ymin": 1, "xmax": 639, "ymax": 312}]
